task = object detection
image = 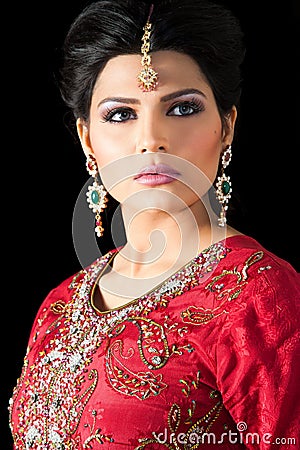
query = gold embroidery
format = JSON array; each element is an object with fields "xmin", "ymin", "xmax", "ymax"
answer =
[
  {"xmin": 10, "ymin": 243, "xmax": 229, "ymax": 448},
  {"xmin": 68, "ymin": 369, "xmax": 98, "ymax": 434},
  {"xmin": 181, "ymin": 305, "xmax": 228, "ymax": 325},
  {"xmin": 169, "ymin": 404, "xmax": 181, "ymax": 433},
  {"xmin": 83, "ymin": 410, "xmax": 114, "ymax": 448},
  {"xmin": 206, "ymin": 250, "xmax": 264, "ymax": 299},
  {"xmin": 68, "ymin": 269, "xmax": 86, "ymax": 290},
  {"xmin": 185, "ymin": 396, "xmax": 223, "ymax": 448},
  {"xmin": 50, "ymin": 299, "xmax": 66, "ymax": 314},
  {"xmin": 106, "ymin": 339, "xmax": 168, "ymax": 400},
  {"xmin": 136, "ymin": 373, "xmax": 224, "ymax": 449},
  {"xmin": 181, "ymin": 251, "xmax": 266, "ymax": 325}
]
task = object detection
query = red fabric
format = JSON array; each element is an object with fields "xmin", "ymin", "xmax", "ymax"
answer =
[{"xmin": 9, "ymin": 235, "xmax": 300, "ymax": 449}]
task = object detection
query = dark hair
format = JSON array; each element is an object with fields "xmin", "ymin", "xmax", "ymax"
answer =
[
  {"xmin": 58, "ymin": 0, "xmax": 246, "ymax": 243},
  {"xmin": 59, "ymin": 0, "xmax": 245, "ymax": 125}
]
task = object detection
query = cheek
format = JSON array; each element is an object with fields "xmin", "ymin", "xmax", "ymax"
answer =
[
  {"xmin": 175, "ymin": 127, "xmax": 222, "ymax": 181},
  {"xmin": 108, "ymin": 179, "xmax": 132, "ymax": 203},
  {"xmin": 89, "ymin": 127, "xmax": 131, "ymax": 168}
]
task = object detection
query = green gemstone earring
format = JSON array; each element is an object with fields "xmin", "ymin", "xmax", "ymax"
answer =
[
  {"xmin": 215, "ymin": 145, "xmax": 232, "ymax": 227},
  {"xmin": 86, "ymin": 153, "xmax": 108, "ymax": 237}
]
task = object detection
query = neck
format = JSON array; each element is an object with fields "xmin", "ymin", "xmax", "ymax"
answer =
[
  {"xmin": 97, "ymin": 199, "xmax": 231, "ymax": 303},
  {"xmin": 117, "ymin": 199, "xmax": 225, "ymax": 277}
]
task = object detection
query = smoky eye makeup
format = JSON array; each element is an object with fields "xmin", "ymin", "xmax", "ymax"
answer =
[
  {"xmin": 97, "ymin": 91, "xmax": 206, "ymax": 123},
  {"xmin": 100, "ymin": 105, "xmax": 137, "ymax": 123},
  {"xmin": 167, "ymin": 96, "xmax": 206, "ymax": 117}
]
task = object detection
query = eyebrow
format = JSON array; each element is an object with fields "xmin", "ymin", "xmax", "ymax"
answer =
[
  {"xmin": 97, "ymin": 88, "xmax": 207, "ymax": 107},
  {"xmin": 161, "ymin": 88, "xmax": 207, "ymax": 102}
]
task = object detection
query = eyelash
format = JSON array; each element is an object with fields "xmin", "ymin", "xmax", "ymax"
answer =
[
  {"xmin": 101, "ymin": 107, "xmax": 137, "ymax": 123},
  {"xmin": 101, "ymin": 98, "xmax": 205, "ymax": 123},
  {"xmin": 167, "ymin": 98, "xmax": 205, "ymax": 117}
]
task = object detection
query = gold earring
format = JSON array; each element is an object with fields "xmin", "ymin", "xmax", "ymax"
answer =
[
  {"xmin": 137, "ymin": 4, "xmax": 158, "ymax": 92},
  {"xmin": 85, "ymin": 154, "xmax": 108, "ymax": 237},
  {"xmin": 215, "ymin": 145, "xmax": 232, "ymax": 227}
]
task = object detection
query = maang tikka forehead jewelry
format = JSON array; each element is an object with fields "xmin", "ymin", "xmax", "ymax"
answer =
[{"xmin": 137, "ymin": 3, "xmax": 158, "ymax": 92}]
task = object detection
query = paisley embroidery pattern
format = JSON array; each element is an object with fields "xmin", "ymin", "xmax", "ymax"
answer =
[
  {"xmin": 181, "ymin": 251, "xmax": 267, "ymax": 325},
  {"xmin": 9, "ymin": 242, "xmax": 231, "ymax": 448},
  {"xmin": 181, "ymin": 305, "xmax": 228, "ymax": 325},
  {"xmin": 136, "ymin": 373, "xmax": 224, "ymax": 449},
  {"xmin": 106, "ymin": 341, "xmax": 168, "ymax": 400},
  {"xmin": 9, "ymin": 235, "xmax": 297, "ymax": 450},
  {"xmin": 205, "ymin": 251, "xmax": 264, "ymax": 300}
]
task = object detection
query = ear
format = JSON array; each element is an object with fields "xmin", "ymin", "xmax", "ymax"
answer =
[
  {"xmin": 222, "ymin": 106, "xmax": 237, "ymax": 149},
  {"xmin": 76, "ymin": 118, "xmax": 93, "ymax": 157}
]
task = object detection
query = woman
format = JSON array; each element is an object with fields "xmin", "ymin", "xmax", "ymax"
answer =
[{"xmin": 9, "ymin": 0, "xmax": 300, "ymax": 448}]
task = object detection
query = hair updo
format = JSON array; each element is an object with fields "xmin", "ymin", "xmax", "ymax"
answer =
[{"xmin": 59, "ymin": 0, "xmax": 245, "ymax": 123}]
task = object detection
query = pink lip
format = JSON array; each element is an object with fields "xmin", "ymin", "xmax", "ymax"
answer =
[{"xmin": 134, "ymin": 164, "xmax": 181, "ymax": 186}]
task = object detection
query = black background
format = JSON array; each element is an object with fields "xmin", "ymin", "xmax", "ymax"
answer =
[{"xmin": 3, "ymin": 1, "xmax": 300, "ymax": 447}]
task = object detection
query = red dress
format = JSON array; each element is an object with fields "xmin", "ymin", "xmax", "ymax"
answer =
[{"xmin": 9, "ymin": 235, "xmax": 300, "ymax": 449}]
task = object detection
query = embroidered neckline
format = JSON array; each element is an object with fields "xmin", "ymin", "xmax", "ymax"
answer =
[
  {"xmin": 9, "ymin": 240, "xmax": 230, "ymax": 449},
  {"xmin": 73, "ymin": 240, "xmax": 230, "ymax": 322}
]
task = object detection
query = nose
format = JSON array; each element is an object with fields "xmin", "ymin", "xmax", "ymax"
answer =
[
  {"xmin": 140, "ymin": 145, "xmax": 166, "ymax": 153},
  {"xmin": 135, "ymin": 113, "xmax": 169, "ymax": 154}
]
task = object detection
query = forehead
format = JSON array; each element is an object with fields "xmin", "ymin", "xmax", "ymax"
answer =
[{"xmin": 93, "ymin": 50, "xmax": 211, "ymax": 97}]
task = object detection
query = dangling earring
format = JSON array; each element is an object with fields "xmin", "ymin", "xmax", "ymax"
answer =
[
  {"xmin": 85, "ymin": 153, "xmax": 108, "ymax": 237},
  {"xmin": 215, "ymin": 145, "xmax": 232, "ymax": 227}
]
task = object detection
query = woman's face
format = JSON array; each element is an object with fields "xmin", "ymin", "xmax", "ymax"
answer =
[{"xmin": 77, "ymin": 50, "xmax": 236, "ymax": 209}]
